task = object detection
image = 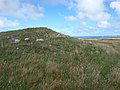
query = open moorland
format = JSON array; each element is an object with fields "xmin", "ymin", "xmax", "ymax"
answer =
[{"xmin": 0, "ymin": 28, "xmax": 120, "ymax": 90}]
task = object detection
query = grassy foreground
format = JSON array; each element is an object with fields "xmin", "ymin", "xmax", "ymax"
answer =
[{"xmin": 0, "ymin": 28, "xmax": 120, "ymax": 90}]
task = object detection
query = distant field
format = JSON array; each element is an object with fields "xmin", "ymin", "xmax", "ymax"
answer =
[
  {"xmin": 73, "ymin": 36, "xmax": 120, "ymax": 39},
  {"xmin": 0, "ymin": 28, "xmax": 120, "ymax": 90},
  {"xmin": 79, "ymin": 38, "xmax": 120, "ymax": 43}
]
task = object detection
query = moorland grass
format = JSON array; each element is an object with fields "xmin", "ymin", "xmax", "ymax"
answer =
[{"xmin": 0, "ymin": 28, "xmax": 120, "ymax": 90}]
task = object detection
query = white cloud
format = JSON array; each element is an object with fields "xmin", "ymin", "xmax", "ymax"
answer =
[
  {"xmin": 76, "ymin": 0, "xmax": 104, "ymax": 15},
  {"xmin": 97, "ymin": 21, "xmax": 110, "ymax": 28},
  {"xmin": 17, "ymin": 3, "xmax": 44, "ymax": 19},
  {"xmin": 110, "ymin": 1, "xmax": 120, "ymax": 17},
  {"xmin": 75, "ymin": 0, "xmax": 111, "ymax": 22},
  {"xmin": 55, "ymin": 0, "xmax": 111, "ymax": 29},
  {"xmin": 0, "ymin": 0, "xmax": 19, "ymax": 12},
  {"xmin": 0, "ymin": 0, "xmax": 44, "ymax": 19},
  {"xmin": 64, "ymin": 16, "xmax": 78, "ymax": 21},
  {"xmin": 0, "ymin": 17, "xmax": 19, "ymax": 28},
  {"xmin": 81, "ymin": 21, "xmax": 87, "ymax": 26},
  {"xmin": 87, "ymin": 12, "xmax": 111, "ymax": 22}
]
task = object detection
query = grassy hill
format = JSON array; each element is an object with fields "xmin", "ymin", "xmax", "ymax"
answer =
[{"xmin": 0, "ymin": 27, "xmax": 120, "ymax": 90}]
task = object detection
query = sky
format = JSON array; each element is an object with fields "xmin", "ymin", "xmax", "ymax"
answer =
[{"xmin": 0, "ymin": 0, "xmax": 120, "ymax": 36}]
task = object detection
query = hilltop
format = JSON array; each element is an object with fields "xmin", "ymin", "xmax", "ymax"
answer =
[{"xmin": 0, "ymin": 27, "xmax": 120, "ymax": 90}]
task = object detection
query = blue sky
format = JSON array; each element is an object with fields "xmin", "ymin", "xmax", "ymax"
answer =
[{"xmin": 0, "ymin": 0, "xmax": 120, "ymax": 36}]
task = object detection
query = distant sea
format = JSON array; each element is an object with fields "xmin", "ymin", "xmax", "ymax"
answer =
[{"xmin": 72, "ymin": 36, "xmax": 120, "ymax": 39}]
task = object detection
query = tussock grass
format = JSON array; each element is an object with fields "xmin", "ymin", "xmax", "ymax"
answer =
[{"xmin": 0, "ymin": 28, "xmax": 120, "ymax": 90}]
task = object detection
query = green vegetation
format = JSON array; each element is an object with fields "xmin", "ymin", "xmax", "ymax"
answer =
[{"xmin": 0, "ymin": 28, "xmax": 120, "ymax": 90}]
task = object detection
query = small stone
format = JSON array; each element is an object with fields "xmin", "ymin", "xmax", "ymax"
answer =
[
  {"xmin": 14, "ymin": 39, "xmax": 20, "ymax": 43},
  {"xmin": 24, "ymin": 38, "xmax": 29, "ymax": 41},
  {"xmin": 36, "ymin": 38, "xmax": 44, "ymax": 42}
]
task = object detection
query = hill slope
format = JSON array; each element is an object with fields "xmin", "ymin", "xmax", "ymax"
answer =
[{"xmin": 0, "ymin": 28, "xmax": 120, "ymax": 90}]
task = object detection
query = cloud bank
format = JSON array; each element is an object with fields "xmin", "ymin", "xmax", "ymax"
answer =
[
  {"xmin": 0, "ymin": 0, "xmax": 44, "ymax": 19},
  {"xmin": 110, "ymin": 1, "xmax": 120, "ymax": 17},
  {"xmin": 0, "ymin": 0, "xmax": 44, "ymax": 28},
  {"xmin": 64, "ymin": 0, "xmax": 111, "ymax": 28},
  {"xmin": 0, "ymin": 17, "xmax": 19, "ymax": 28}
]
